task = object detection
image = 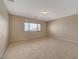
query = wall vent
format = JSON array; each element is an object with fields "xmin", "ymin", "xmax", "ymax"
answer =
[{"xmin": 8, "ymin": 0, "xmax": 14, "ymax": 2}]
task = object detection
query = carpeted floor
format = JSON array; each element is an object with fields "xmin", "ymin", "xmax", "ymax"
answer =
[{"xmin": 3, "ymin": 38, "xmax": 77, "ymax": 59}]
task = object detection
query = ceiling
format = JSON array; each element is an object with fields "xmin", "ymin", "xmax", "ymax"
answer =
[{"xmin": 3, "ymin": 0, "xmax": 77, "ymax": 21}]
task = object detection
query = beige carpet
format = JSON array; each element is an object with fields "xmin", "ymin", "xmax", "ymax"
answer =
[{"xmin": 3, "ymin": 38, "xmax": 77, "ymax": 59}]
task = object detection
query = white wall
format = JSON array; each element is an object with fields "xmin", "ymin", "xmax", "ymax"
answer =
[
  {"xmin": 0, "ymin": 0, "xmax": 9, "ymax": 58},
  {"xmin": 48, "ymin": 14, "xmax": 78, "ymax": 43},
  {"xmin": 9, "ymin": 15, "xmax": 47, "ymax": 42}
]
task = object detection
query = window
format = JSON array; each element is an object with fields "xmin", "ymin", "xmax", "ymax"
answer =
[{"xmin": 24, "ymin": 22, "xmax": 41, "ymax": 31}]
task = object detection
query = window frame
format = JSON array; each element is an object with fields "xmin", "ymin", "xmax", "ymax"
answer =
[{"xmin": 24, "ymin": 22, "xmax": 41, "ymax": 32}]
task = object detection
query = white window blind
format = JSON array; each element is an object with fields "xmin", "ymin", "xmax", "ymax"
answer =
[{"xmin": 24, "ymin": 22, "xmax": 41, "ymax": 31}]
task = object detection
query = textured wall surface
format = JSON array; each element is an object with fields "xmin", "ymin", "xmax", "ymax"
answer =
[
  {"xmin": 48, "ymin": 15, "xmax": 78, "ymax": 43},
  {"xmin": 9, "ymin": 15, "xmax": 47, "ymax": 42},
  {"xmin": 0, "ymin": 0, "xmax": 9, "ymax": 58}
]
